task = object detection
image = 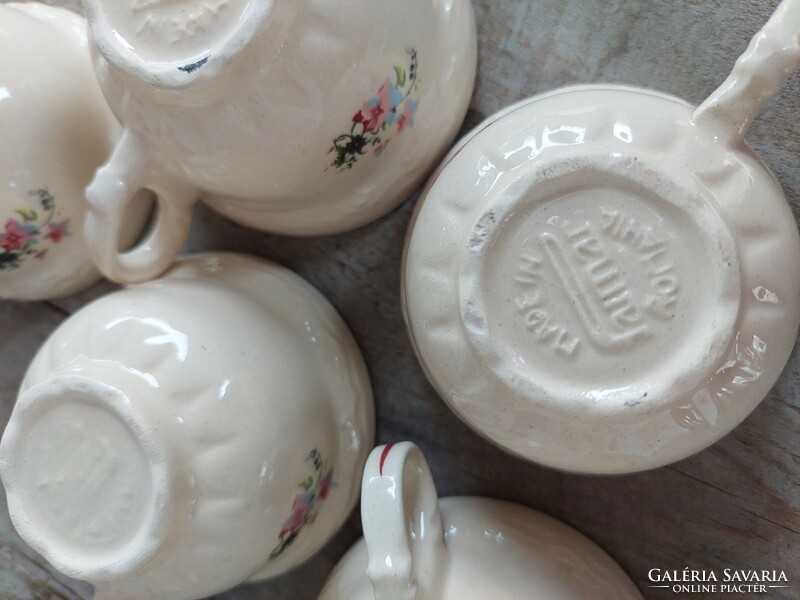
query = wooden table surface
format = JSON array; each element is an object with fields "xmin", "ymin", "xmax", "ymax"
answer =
[{"xmin": 2, "ymin": 1, "xmax": 799, "ymax": 599}]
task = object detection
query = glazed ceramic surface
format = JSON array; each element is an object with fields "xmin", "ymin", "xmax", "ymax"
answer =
[
  {"xmin": 320, "ymin": 443, "xmax": 643, "ymax": 600},
  {"xmin": 403, "ymin": 0, "xmax": 800, "ymax": 473},
  {"xmin": 0, "ymin": 253, "xmax": 374, "ymax": 600},
  {"xmin": 0, "ymin": 2, "xmax": 149, "ymax": 300},
  {"xmin": 80, "ymin": 0, "xmax": 477, "ymax": 284}
]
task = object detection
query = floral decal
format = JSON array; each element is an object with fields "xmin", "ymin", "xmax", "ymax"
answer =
[
  {"xmin": 328, "ymin": 49, "xmax": 420, "ymax": 171},
  {"xmin": 270, "ymin": 448, "xmax": 334, "ymax": 560},
  {"xmin": 0, "ymin": 189, "xmax": 71, "ymax": 271}
]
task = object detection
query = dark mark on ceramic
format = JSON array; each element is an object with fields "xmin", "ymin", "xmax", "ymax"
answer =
[{"xmin": 178, "ymin": 57, "xmax": 209, "ymax": 74}]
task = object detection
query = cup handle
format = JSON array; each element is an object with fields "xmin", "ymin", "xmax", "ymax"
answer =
[
  {"xmin": 84, "ymin": 131, "xmax": 198, "ymax": 284},
  {"xmin": 692, "ymin": 0, "xmax": 800, "ymax": 143},
  {"xmin": 362, "ymin": 443, "xmax": 448, "ymax": 600}
]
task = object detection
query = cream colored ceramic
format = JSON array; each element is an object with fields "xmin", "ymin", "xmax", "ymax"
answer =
[
  {"xmin": 0, "ymin": 2, "xmax": 149, "ymax": 300},
  {"xmin": 80, "ymin": 0, "xmax": 477, "ymax": 284},
  {"xmin": 403, "ymin": 0, "xmax": 800, "ymax": 473},
  {"xmin": 0, "ymin": 253, "xmax": 374, "ymax": 600},
  {"xmin": 320, "ymin": 443, "xmax": 643, "ymax": 600}
]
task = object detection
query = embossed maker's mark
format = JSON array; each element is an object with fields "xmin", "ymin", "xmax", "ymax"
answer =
[
  {"xmin": 601, "ymin": 207, "xmax": 679, "ymax": 318},
  {"xmin": 514, "ymin": 251, "xmax": 580, "ymax": 357},
  {"xmin": 543, "ymin": 225, "xmax": 648, "ymax": 348},
  {"xmin": 530, "ymin": 216, "xmax": 648, "ymax": 349},
  {"xmin": 513, "ymin": 204, "xmax": 683, "ymax": 355}
]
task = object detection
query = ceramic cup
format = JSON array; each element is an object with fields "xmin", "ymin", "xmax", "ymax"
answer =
[
  {"xmin": 79, "ymin": 0, "xmax": 477, "ymax": 284},
  {"xmin": 403, "ymin": 0, "xmax": 800, "ymax": 473},
  {"xmin": 0, "ymin": 253, "xmax": 374, "ymax": 600},
  {"xmin": 319, "ymin": 442, "xmax": 643, "ymax": 600},
  {"xmin": 0, "ymin": 2, "xmax": 149, "ymax": 300}
]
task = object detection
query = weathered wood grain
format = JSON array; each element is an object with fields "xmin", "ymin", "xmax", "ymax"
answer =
[{"xmin": 1, "ymin": 1, "xmax": 799, "ymax": 599}]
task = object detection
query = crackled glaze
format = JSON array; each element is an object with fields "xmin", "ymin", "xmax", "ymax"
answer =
[
  {"xmin": 0, "ymin": 253, "xmax": 374, "ymax": 600},
  {"xmin": 80, "ymin": 0, "xmax": 477, "ymax": 284},
  {"xmin": 319, "ymin": 443, "xmax": 643, "ymax": 600},
  {"xmin": 402, "ymin": 0, "xmax": 800, "ymax": 473},
  {"xmin": 0, "ymin": 2, "xmax": 149, "ymax": 300}
]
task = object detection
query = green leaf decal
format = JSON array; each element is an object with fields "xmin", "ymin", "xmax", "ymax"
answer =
[
  {"xmin": 394, "ymin": 65, "xmax": 407, "ymax": 88},
  {"xmin": 15, "ymin": 209, "xmax": 37, "ymax": 222},
  {"xmin": 299, "ymin": 476, "xmax": 314, "ymax": 491}
]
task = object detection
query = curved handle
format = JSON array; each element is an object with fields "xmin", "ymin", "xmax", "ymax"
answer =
[
  {"xmin": 362, "ymin": 443, "xmax": 448, "ymax": 600},
  {"xmin": 84, "ymin": 132, "xmax": 198, "ymax": 284},
  {"xmin": 693, "ymin": 0, "xmax": 800, "ymax": 144}
]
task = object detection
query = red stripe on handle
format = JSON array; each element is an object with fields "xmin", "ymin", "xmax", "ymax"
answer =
[{"xmin": 379, "ymin": 443, "xmax": 396, "ymax": 476}]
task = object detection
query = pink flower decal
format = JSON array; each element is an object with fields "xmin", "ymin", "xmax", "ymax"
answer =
[
  {"xmin": 278, "ymin": 494, "xmax": 313, "ymax": 540},
  {"xmin": 1, "ymin": 189, "xmax": 69, "ymax": 271},
  {"xmin": 44, "ymin": 219, "xmax": 71, "ymax": 243},
  {"xmin": 1, "ymin": 219, "xmax": 33, "ymax": 252},
  {"xmin": 399, "ymin": 97, "xmax": 418, "ymax": 132},
  {"xmin": 360, "ymin": 100, "xmax": 387, "ymax": 133},
  {"xmin": 270, "ymin": 448, "xmax": 335, "ymax": 560},
  {"xmin": 318, "ymin": 470, "xmax": 334, "ymax": 500},
  {"xmin": 329, "ymin": 49, "xmax": 419, "ymax": 171}
]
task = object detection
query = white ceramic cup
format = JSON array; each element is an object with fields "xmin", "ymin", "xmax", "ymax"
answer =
[
  {"xmin": 402, "ymin": 0, "xmax": 800, "ymax": 474},
  {"xmin": 0, "ymin": 2, "xmax": 149, "ymax": 300},
  {"xmin": 0, "ymin": 253, "xmax": 374, "ymax": 600},
  {"xmin": 319, "ymin": 442, "xmax": 643, "ymax": 600},
  {"xmin": 79, "ymin": 0, "xmax": 477, "ymax": 284}
]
